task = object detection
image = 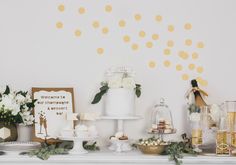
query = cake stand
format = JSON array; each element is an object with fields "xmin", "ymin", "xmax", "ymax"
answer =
[
  {"xmin": 100, "ymin": 115, "xmax": 141, "ymax": 152},
  {"xmin": 58, "ymin": 136, "xmax": 98, "ymax": 154}
]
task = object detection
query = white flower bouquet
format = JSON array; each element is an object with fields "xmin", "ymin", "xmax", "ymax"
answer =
[
  {"xmin": 0, "ymin": 85, "xmax": 37, "ymax": 126},
  {"xmin": 92, "ymin": 67, "xmax": 141, "ymax": 104}
]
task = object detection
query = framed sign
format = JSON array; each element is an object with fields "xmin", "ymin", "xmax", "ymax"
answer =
[{"xmin": 32, "ymin": 88, "xmax": 75, "ymax": 143}]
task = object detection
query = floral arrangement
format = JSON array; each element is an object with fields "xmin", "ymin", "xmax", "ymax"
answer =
[
  {"xmin": 0, "ymin": 85, "xmax": 37, "ymax": 125},
  {"xmin": 92, "ymin": 68, "xmax": 141, "ymax": 104}
]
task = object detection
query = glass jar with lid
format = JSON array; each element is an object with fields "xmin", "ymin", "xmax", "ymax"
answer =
[{"xmin": 148, "ymin": 98, "xmax": 176, "ymax": 134}]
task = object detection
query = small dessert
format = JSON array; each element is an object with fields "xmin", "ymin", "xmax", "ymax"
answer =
[
  {"xmin": 110, "ymin": 132, "xmax": 129, "ymax": 141},
  {"xmin": 119, "ymin": 135, "xmax": 128, "ymax": 140}
]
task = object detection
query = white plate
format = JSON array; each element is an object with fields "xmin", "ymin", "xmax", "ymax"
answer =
[{"xmin": 0, "ymin": 142, "xmax": 41, "ymax": 152}]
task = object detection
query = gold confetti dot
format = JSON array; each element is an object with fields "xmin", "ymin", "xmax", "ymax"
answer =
[
  {"xmin": 139, "ymin": 30, "xmax": 146, "ymax": 38},
  {"xmin": 167, "ymin": 40, "xmax": 174, "ymax": 47},
  {"xmin": 152, "ymin": 34, "xmax": 159, "ymax": 40},
  {"xmin": 97, "ymin": 48, "xmax": 104, "ymax": 55},
  {"xmin": 168, "ymin": 25, "xmax": 174, "ymax": 32},
  {"xmin": 134, "ymin": 14, "xmax": 142, "ymax": 21},
  {"xmin": 131, "ymin": 43, "xmax": 139, "ymax": 50},
  {"xmin": 192, "ymin": 52, "xmax": 199, "ymax": 60},
  {"xmin": 92, "ymin": 21, "xmax": 100, "ymax": 28},
  {"xmin": 182, "ymin": 74, "xmax": 189, "ymax": 81},
  {"xmin": 74, "ymin": 29, "xmax": 82, "ymax": 37},
  {"xmin": 197, "ymin": 77, "xmax": 208, "ymax": 86},
  {"xmin": 102, "ymin": 27, "xmax": 109, "ymax": 34},
  {"xmin": 105, "ymin": 5, "xmax": 112, "ymax": 12},
  {"xmin": 164, "ymin": 60, "xmax": 171, "ymax": 67},
  {"xmin": 58, "ymin": 4, "xmax": 65, "ymax": 12},
  {"xmin": 148, "ymin": 61, "xmax": 156, "ymax": 68},
  {"xmin": 197, "ymin": 42, "xmax": 204, "ymax": 48},
  {"xmin": 164, "ymin": 48, "xmax": 171, "ymax": 55},
  {"xmin": 196, "ymin": 66, "xmax": 204, "ymax": 73},
  {"xmin": 123, "ymin": 35, "xmax": 130, "ymax": 43},
  {"xmin": 56, "ymin": 22, "xmax": 63, "ymax": 29},
  {"xmin": 146, "ymin": 41, "xmax": 153, "ymax": 48},
  {"xmin": 119, "ymin": 20, "xmax": 126, "ymax": 27},
  {"xmin": 184, "ymin": 23, "xmax": 192, "ymax": 30},
  {"xmin": 178, "ymin": 51, "xmax": 189, "ymax": 59},
  {"xmin": 176, "ymin": 64, "xmax": 183, "ymax": 71},
  {"xmin": 188, "ymin": 64, "xmax": 195, "ymax": 70},
  {"xmin": 155, "ymin": 15, "xmax": 162, "ymax": 22},
  {"xmin": 185, "ymin": 39, "xmax": 192, "ymax": 46},
  {"xmin": 78, "ymin": 7, "xmax": 86, "ymax": 14}
]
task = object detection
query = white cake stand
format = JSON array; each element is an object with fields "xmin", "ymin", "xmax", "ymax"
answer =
[
  {"xmin": 58, "ymin": 136, "xmax": 98, "ymax": 154},
  {"xmin": 100, "ymin": 116, "xmax": 141, "ymax": 152}
]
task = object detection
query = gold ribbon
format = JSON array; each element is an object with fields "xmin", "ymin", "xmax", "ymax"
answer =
[{"xmin": 192, "ymin": 87, "xmax": 208, "ymax": 97}]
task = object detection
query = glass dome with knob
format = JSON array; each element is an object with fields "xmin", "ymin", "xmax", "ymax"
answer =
[{"xmin": 148, "ymin": 98, "xmax": 176, "ymax": 140}]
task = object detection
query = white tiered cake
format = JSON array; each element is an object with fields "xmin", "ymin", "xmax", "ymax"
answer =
[{"xmin": 105, "ymin": 88, "xmax": 135, "ymax": 117}]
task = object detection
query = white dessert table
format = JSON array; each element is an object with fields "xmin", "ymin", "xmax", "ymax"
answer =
[{"xmin": 0, "ymin": 149, "xmax": 236, "ymax": 165}]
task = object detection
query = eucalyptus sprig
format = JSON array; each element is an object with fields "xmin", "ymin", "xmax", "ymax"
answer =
[
  {"xmin": 165, "ymin": 134, "xmax": 197, "ymax": 165},
  {"xmin": 20, "ymin": 142, "xmax": 68, "ymax": 160}
]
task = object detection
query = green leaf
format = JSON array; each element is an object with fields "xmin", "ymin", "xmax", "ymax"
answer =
[
  {"xmin": 3, "ymin": 86, "xmax": 10, "ymax": 95},
  {"xmin": 91, "ymin": 84, "xmax": 108, "ymax": 104}
]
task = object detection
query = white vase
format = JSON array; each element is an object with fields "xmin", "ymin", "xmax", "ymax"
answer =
[
  {"xmin": 105, "ymin": 88, "xmax": 135, "ymax": 117},
  {"xmin": 17, "ymin": 124, "xmax": 32, "ymax": 142}
]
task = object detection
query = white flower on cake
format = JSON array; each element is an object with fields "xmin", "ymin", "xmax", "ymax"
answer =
[
  {"xmin": 122, "ymin": 77, "xmax": 136, "ymax": 89},
  {"xmin": 108, "ymin": 75, "xmax": 123, "ymax": 88}
]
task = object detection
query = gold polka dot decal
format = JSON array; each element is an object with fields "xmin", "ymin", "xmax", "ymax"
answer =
[
  {"xmin": 74, "ymin": 29, "xmax": 82, "ymax": 37},
  {"xmin": 78, "ymin": 7, "xmax": 86, "ymax": 14},
  {"xmin": 58, "ymin": 4, "xmax": 65, "ymax": 12},
  {"xmin": 197, "ymin": 77, "xmax": 208, "ymax": 86},
  {"xmin": 134, "ymin": 14, "xmax": 142, "ymax": 21},
  {"xmin": 155, "ymin": 15, "xmax": 162, "ymax": 22},
  {"xmin": 139, "ymin": 31, "xmax": 146, "ymax": 38},
  {"xmin": 148, "ymin": 61, "xmax": 156, "ymax": 69},
  {"xmin": 196, "ymin": 66, "xmax": 204, "ymax": 73},
  {"xmin": 105, "ymin": 5, "xmax": 112, "ymax": 12},
  {"xmin": 152, "ymin": 34, "xmax": 159, "ymax": 40},
  {"xmin": 97, "ymin": 48, "xmax": 104, "ymax": 55},
  {"xmin": 56, "ymin": 22, "xmax": 63, "ymax": 29},
  {"xmin": 197, "ymin": 42, "xmax": 204, "ymax": 48},
  {"xmin": 92, "ymin": 21, "xmax": 100, "ymax": 29},
  {"xmin": 168, "ymin": 25, "xmax": 174, "ymax": 32},
  {"xmin": 123, "ymin": 35, "xmax": 130, "ymax": 43},
  {"xmin": 118, "ymin": 20, "xmax": 126, "ymax": 27},
  {"xmin": 185, "ymin": 39, "xmax": 192, "ymax": 46},
  {"xmin": 164, "ymin": 48, "xmax": 171, "ymax": 55},
  {"xmin": 184, "ymin": 23, "xmax": 192, "ymax": 30},
  {"xmin": 167, "ymin": 40, "xmax": 174, "ymax": 47},
  {"xmin": 188, "ymin": 63, "xmax": 195, "ymax": 70},
  {"xmin": 182, "ymin": 74, "xmax": 189, "ymax": 81},
  {"xmin": 131, "ymin": 43, "xmax": 139, "ymax": 51},
  {"xmin": 176, "ymin": 64, "xmax": 183, "ymax": 71},
  {"xmin": 102, "ymin": 27, "xmax": 109, "ymax": 34},
  {"xmin": 146, "ymin": 41, "xmax": 153, "ymax": 48},
  {"xmin": 192, "ymin": 52, "xmax": 199, "ymax": 60},
  {"xmin": 163, "ymin": 60, "xmax": 171, "ymax": 67},
  {"xmin": 178, "ymin": 51, "xmax": 189, "ymax": 60}
]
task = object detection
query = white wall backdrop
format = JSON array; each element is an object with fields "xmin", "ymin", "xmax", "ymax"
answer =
[{"xmin": 0, "ymin": 0, "xmax": 236, "ymax": 144}]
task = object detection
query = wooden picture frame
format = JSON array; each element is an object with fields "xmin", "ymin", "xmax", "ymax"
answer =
[{"xmin": 32, "ymin": 88, "xmax": 75, "ymax": 143}]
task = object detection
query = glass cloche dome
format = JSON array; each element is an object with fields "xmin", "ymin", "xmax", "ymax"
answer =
[{"xmin": 148, "ymin": 98, "xmax": 176, "ymax": 134}]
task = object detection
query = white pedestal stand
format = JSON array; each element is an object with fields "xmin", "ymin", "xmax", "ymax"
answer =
[
  {"xmin": 58, "ymin": 136, "xmax": 98, "ymax": 155},
  {"xmin": 100, "ymin": 116, "xmax": 141, "ymax": 152}
]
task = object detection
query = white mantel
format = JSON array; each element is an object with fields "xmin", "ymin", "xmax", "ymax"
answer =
[{"xmin": 0, "ymin": 150, "xmax": 236, "ymax": 165}]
